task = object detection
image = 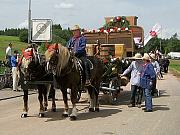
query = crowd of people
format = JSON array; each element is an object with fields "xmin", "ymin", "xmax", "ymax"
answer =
[
  {"xmin": 120, "ymin": 52, "xmax": 170, "ymax": 112},
  {"xmin": 5, "ymin": 43, "xmax": 19, "ymax": 91}
]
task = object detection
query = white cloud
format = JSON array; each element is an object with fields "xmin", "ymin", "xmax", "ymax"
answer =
[
  {"xmin": 18, "ymin": 20, "xmax": 28, "ymax": 28},
  {"xmin": 54, "ymin": 2, "xmax": 74, "ymax": 9}
]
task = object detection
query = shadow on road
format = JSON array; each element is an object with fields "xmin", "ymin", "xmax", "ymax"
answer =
[
  {"xmin": 99, "ymin": 91, "xmax": 131, "ymax": 106},
  {"xmin": 159, "ymin": 90, "xmax": 170, "ymax": 97},
  {"xmin": 44, "ymin": 105, "xmax": 121, "ymax": 122},
  {"xmin": 77, "ymin": 108, "xmax": 122, "ymax": 121},
  {"xmin": 45, "ymin": 108, "xmax": 65, "ymax": 122},
  {"xmin": 44, "ymin": 88, "xmax": 171, "ymax": 122},
  {"xmin": 152, "ymin": 90, "xmax": 170, "ymax": 99},
  {"xmin": 153, "ymin": 106, "xmax": 170, "ymax": 112}
]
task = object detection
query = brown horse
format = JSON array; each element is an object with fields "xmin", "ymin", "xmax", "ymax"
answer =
[
  {"xmin": 45, "ymin": 43, "xmax": 104, "ymax": 120},
  {"xmin": 19, "ymin": 47, "xmax": 56, "ymax": 118}
]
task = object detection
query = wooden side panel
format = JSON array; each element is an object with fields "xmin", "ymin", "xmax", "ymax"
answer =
[
  {"xmin": 86, "ymin": 44, "xmax": 96, "ymax": 56},
  {"xmin": 115, "ymin": 44, "xmax": 126, "ymax": 58}
]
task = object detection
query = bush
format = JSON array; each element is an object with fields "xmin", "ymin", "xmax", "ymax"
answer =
[{"xmin": 19, "ymin": 30, "xmax": 28, "ymax": 43}]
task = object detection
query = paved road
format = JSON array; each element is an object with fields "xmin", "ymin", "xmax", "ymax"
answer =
[
  {"xmin": 0, "ymin": 88, "xmax": 37, "ymax": 101},
  {"xmin": 0, "ymin": 73, "xmax": 180, "ymax": 135}
]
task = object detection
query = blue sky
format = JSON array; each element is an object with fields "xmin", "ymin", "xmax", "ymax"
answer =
[{"xmin": 0, "ymin": 0, "xmax": 179, "ymax": 38}]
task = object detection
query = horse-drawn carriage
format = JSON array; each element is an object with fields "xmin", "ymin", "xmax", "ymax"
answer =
[
  {"xmin": 18, "ymin": 42, "xmax": 131, "ymax": 120},
  {"xmin": 86, "ymin": 42, "xmax": 130, "ymax": 103}
]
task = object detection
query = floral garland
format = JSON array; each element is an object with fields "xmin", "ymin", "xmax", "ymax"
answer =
[
  {"xmin": 102, "ymin": 16, "xmax": 130, "ymax": 30},
  {"xmin": 83, "ymin": 16, "xmax": 131, "ymax": 34}
]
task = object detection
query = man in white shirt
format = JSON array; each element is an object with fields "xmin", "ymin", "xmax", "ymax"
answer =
[
  {"xmin": 5, "ymin": 43, "xmax": 12, "ymax": 67},
  {"xmin": 120, "ymin": 53, "xmax": 143, "ymax": 108}
]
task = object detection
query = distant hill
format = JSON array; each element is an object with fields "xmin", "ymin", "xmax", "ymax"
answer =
[{"xmin": 0, "ymin": 36, "xmax": 27, "ymax": 60}]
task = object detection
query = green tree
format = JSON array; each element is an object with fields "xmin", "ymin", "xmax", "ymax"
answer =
[
  {"xmin": 19, "ymin": 30, "xmax": 28, "ymax": 43},
  {"xmin": 52, "ymin": 34, "xmax": 67, "ymax": 45},
  {"xmin": 52, "ymin": 24, "xmax": 62, "ymax": 30}
]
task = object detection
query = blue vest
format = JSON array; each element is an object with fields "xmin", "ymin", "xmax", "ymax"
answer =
[
  {"xmin": 11, "ymin": 55, "xmax": 17, "ymax": 67},
  {"xmin": 140, "ymin": 63, "xmax": 156, "ymax": 89}
]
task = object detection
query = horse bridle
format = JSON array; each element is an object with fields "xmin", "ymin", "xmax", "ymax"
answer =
[
  {"xmin": 49, "ymin": 48, "xmax": 75, "ymax": 77},
  {"xmin": 20, "ymin": 48, "xmax": 41, "ymax": 81}
]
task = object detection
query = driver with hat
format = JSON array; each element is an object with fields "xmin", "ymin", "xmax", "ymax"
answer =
[{"xmin": 67, "ymin": 25, "xmax": 90, "ymax": 85}]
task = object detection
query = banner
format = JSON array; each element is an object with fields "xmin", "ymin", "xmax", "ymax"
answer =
[
  {"xmin": 134, "ymin": 37, "xmax": 143, "ymax": 48},
  {"xmin": 144, "ymin": 23, "xmax": 161, "ymax": 46}
]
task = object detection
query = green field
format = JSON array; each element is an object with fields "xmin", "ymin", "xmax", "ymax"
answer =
[
  {"xmin": 169, "ymin": 60, "xmax": 180, "ymax": 75},
  {"xmin": 0, "ymin": 36, "xmax": 27, "ymax": 60}
]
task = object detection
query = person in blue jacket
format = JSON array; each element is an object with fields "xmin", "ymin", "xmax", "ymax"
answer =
[
  {"xmin": 141, "ymin": 53, "xmax": 156, "ymax": 112},
  {"xmin": 67, "ymin": 25, "xmax": 90, "ymax": 85},
  {"xmin": 11, "ymin": 50, "xmax": 19, "ymax": 91}
]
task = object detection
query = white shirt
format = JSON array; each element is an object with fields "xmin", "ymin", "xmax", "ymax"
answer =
[
  {"xmin": 122, "ymin": 61, "xmax": 143, "ymax": 86},
  {"xmin": 6, "ymin": 46, "xmax": 12, "ymax": 56},
  {"xmin": 151, "ymin": 61, "xmax": 160, "ymax": 74}
]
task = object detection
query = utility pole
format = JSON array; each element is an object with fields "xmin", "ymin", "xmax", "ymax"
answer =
[
  {"xmin": 160, "ymin": 38, "xmax": 162, "ymax": 52},
  {"xmin": 160, "ymin": 27, "xmax": 162, "ymax": 52},
  {"xmin": 28, "ymin": 0, "xmax": 31, "ymax": 44}
]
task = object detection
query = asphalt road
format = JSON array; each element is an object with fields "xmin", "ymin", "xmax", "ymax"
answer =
[{"xmin": 0, "ymin": 73, "xmax": 180, "ymax": 135}]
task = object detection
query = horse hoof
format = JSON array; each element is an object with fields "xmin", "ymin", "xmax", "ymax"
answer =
[
  {"xmin": 39, "ymin": 113, "xmax": 45, "ymax": 118},
  {"xmin": 89, "ymin": 108, "xmax": 95, "ymax": 112},
  {"xmin": 70, "ymin": 116, "xmax": 77, "ymax": 121},
  {"xmin": 95, "ymin": 108, "xmax": 100, "ymax": 112},
  {"xmin": 52, "ymin": 108, "xmax": 56, "ymax": 112},
  {"xmin": 62, "ymin": 113, "xmax": 69, "ymax": 118},
  {"xmin": 21, "ymin": 113, "xmax": 27, "ymax": 118}
]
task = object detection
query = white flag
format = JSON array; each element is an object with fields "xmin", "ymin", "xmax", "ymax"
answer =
[
  {"xmin": 134, "ymin": 37, "xmax": 143, "ymax": 48},
  {"xmin": 144, "ymin": 23, "xmax": 162, "ymax": 46},
  {"xmin": 134, "ymin": 37, "xmax": 142, "ymax": 44}
]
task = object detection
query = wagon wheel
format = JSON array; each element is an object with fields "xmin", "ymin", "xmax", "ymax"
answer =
[{"xmin": 110, "ymin": 78, "xmax": 121, "ymax": 104}]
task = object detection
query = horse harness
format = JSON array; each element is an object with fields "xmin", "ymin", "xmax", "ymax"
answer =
[{"xmin": 19, "ymin": 48, "xmax": 48, "ymax": 82}]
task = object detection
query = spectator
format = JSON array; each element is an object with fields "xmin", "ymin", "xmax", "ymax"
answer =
[
  {"xmin": 11, "ymin": 50, "xmax": 19, "ymax": 91},
  {"xmin": 141, "ymin": 53, "xmax": 156, "ymax": 112},
  {"xmin": 150, "ymin": 54, "xmax": 160, "ymax": 96},
  {"xmin": 5, "ymin": 43, "xmax": 12, "ymax": 67},
  {"xmin": 164, "ymin": 57, "xmax": 170, "ymax": 73},
  {"xmin": 120, "ymin": 53, "xmax": 143, "ymax": 108}
]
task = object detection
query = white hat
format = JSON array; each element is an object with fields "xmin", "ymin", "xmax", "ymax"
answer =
[
  {"xmin": 133, "ymin": 53, "xmax": 142, "ymax": 59},
  {"xmin": 150, "ymin": 54, "xmax": 156, "ymax": 59},
  {"xmin": 143, "ymin": 53, "xmax": 150, "ymax": 60},
  {"xmin": 71, "ymin": 25, "xmax": 81, "ymax": 31}
]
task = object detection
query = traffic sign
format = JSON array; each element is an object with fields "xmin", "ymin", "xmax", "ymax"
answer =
[{"xmin": 31, "ymin": 19, "xmax": 52, "ymax": 42}]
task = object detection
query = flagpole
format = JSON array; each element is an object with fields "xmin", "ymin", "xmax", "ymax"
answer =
[{"xmin": 28, "ymin": 0, "xmax": 31, "ymax": 44}]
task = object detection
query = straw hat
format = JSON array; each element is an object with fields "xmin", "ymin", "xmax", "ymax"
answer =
[
  {"xmin": 132, "ymin": 53, "xmax": 142, "ymax": 59},
  {"xmin": 71, "ymin": 25, "xmax": 80, "ymax": 31},
  {"xmin": 142, "ymin": 53, "xmax": 150, "ymax": 60},
  {"xmin": 150, "ymin": 54, "xmax": 156, "ymax": 60}
]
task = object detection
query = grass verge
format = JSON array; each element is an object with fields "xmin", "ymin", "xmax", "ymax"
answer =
[
  {"xmin": 169, "ymin": 60, "xmax": 180, "ymax": 77},
  {"xmin": 0, "ymin": 35, "xmax": 27, "ymax": 60}
]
